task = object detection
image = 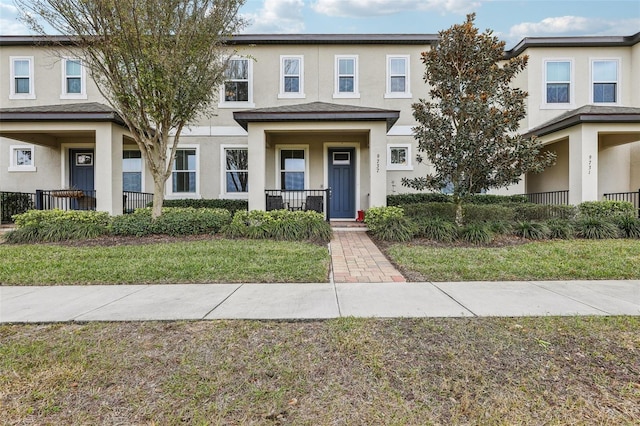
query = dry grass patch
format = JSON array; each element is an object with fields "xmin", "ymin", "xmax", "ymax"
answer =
[{"xmin": 1, "ymin": 317, "xmax": 638, "ymax": 425}]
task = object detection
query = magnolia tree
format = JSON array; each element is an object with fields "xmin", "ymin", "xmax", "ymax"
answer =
[
  {"xmin": 403, "ymin": 14, "xmax": 555, "ymax": 225},
  {"xmin": 17, "ymin": 0, "xmax": 246, "ymax": 218}
]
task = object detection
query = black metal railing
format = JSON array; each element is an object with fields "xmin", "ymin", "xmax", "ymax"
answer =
[
  {"xmin": 123, "ymin": 191, "xmax": 154, "ymax": 213},
  {"xmin": 604, "ymin": 189, "xmax": 640, "ymax": 217},
  {"xmin": 35, "ymin": 189, "xmax": 97, "ymax": 211},
  {"xmin": 265, "ymin": 188, "xmax": 331, "ymax": 221},
  {"xmin": 1, "ymin": 191, "xmax": 36, "ymax": 224},
  {"xmin": 521, "ymin": 190, "xmax": 569, "ymax": 205}
]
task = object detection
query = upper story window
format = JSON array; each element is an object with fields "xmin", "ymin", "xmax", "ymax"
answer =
[
  {"xmin": 171, "ymin": 148, "xmax": 198, "ymax": 195},
  {"xmin": 279, "ymin": 56, "xmax": 304, "ymax": 98},
  {"xmin": 10, "ymin": 57, "xmax": 35, "ymax": 99},
  {"xmin": 592, "ymin": 59, "xmax": 619, "ymax": 104},
  {"xmin": 334, "ymin": 55, "xmax": 359, "ymax": 98},
  {"xmin": 544, "ymin": 60, "xmax": 572, "ymax": 106},
  {"xmin": 220, "ymin": 58, "xmax": 254, "ymax": 107},
  {"xmin": 9, "ymin": 145, "xmax": 36, "ymax": 172},
  {"xmin": 386, "ymin": 55, "xmax": 411, "ymax": 98},
  {"xmin": 222, "ymin": 146, "xmax": 248, "ymax": 196},
  {"xmin": 61, "ymin": 58, "xmax": 86, "ymax": 99}
]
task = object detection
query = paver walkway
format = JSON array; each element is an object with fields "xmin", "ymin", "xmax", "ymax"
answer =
[{"xmin": 330, "ymin": 226, "xmax": 406, "ymax": 283}]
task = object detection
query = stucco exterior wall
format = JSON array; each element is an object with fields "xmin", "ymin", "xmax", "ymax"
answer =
[{"xmin": 526, "ymin": 139, "xmax": 569, "ymax": 193}]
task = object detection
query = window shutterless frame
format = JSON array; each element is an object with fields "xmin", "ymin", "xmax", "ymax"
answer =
[
  {"xmin": 591, "ymin": 59, "xmax": 619, "ymax": 104},
  {"xmin": 279, "ymin": 55, "xmax": 304, "ymax": 98},
  {"xmin": 60, "ymin": 58, "xmax": 87, "ymax": 99},
  {"xmin": 334, "ymin": 55, "xmax": 359, "ymax": 98},
  {"xmin": 9, "ymin": 56, "xmax": 35, "ymax": 99}
]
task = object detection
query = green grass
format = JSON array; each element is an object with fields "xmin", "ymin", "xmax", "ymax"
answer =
[
  {"xmin": 1, "ymin": 318, "xmax": 638, "ymax": 425},
  {"xmin": 0, "ymin": 239, "xmax": 330, "ymax": 285},
  {"xmin": 387, "ymin": 239, "xmax": 640, "ymax": 281}
]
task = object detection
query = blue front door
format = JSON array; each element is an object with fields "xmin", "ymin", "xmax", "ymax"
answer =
[
  {"xmin": 328, "ymin": 148, "xmax": 355, "ymax": 219},
  {"xmin": 69, "ymin": 149, "xmax": 95, "ymax": 192}
]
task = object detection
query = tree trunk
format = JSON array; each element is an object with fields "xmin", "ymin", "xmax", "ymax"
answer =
[
  {"xmin": 455, "ymin": 201, "xmax": 464, "ymax": 227},
  {"xmin": 152, "ymin": 176, "xmax": 166, "ymax": 219}
]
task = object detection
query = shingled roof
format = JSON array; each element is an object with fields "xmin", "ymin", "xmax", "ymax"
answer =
[
  {"xmin": 233, "ymin": 102, "xmax": 400, "ymax": 131},
  {"xmin": 523, "ymin": 105, "xmax": 640, "ymax": 138},
  {"xmin": 0, "ymin": 102, "xmax": 126, "ymax": 126}
]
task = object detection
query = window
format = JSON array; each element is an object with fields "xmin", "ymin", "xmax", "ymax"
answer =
[
  {"xmin": 387, "ymin": 144, "xmax": 412, "ymax": 170},
  {"xmin": 220, "ymin": 58, "xmax": 253, "ymax": 106},
  {"xmin": 545, "ymin": 60, "xmax": 572, "ymax": 104},
  {"xmin": 386, "ymin": 55, "xmax": 411, "ymax": 98},
  {"xmin": 61, "ymin": 58, "xmax": 86, "ymax": 99},
  {"xmin": 592, "ymin": 60, "xmax": 619, "ymax": 104},
  {"xmin": 171, "ymin": 148, "xmax": 197, "ymax": 194},
  {"xmin": 10, "ymin": 57, "xmax": 34, "ymax": 99},
  {"xmin": 223, "ymin": 147, "xmax": 248, "ymax": 194},
  {"xmin": 9, "ymin": 145, "xmax": 36, "ymax": 172},
  {"xmin": 123, "ymin": 151, "xmax": 142, "ymax": 192},
  {"xmin": 334, "ymin": 55, "xmax": 359, "ymax": 98},
  {"xmin": 279, "ymin": 56, "xmax": 304, "ymax": 98},
  {"xmin": 278, "ymin": 148, "xmax": 307, "ymax": 190}
]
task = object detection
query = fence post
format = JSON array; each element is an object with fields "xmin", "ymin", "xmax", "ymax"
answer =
[
  {"xmin": 35, "ymin": 190, "xmax": 44, "ymax": 210},
  {"xmin": 637, "ymin": 188, "xmax": 640, "ymax": 218},
  {"xmin": 325, "ymin": 188, "xmax": 331, "ymax": 222}
]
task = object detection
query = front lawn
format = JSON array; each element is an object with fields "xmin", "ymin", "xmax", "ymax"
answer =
[
  {"xmin": 0, "ymin": 238, "xmax": 330, "ymax": 285},
  {"xmin": 386, "ymin": 239, "xmax": 640, "ymax": 281},
  {"xmin": 1, "ymin": 317, "xmax": 638, "ymax": 424}
]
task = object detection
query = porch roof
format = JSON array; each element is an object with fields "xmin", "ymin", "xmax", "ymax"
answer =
[
  {"xmin": 233, "ymin": 102, "xmax": 400, "ymax": 131},
  {"xmin": 0, "ymin": 102, "xmax": 127, "ymax": 127},
  {"xmin": 523, "ymin": 105, "xmax": 640, "ymax": 138}
]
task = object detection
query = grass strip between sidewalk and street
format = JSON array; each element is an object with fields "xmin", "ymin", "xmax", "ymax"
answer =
[
  {"xmin": 0, "ymin": 239, "xmax": 330, "ymax": 285},
  {"xmin": 1, "ymin": 317, "xmax": 638, "ymax": 425},
  {"xmin": 386, "ymin": 239, "xmax": 640, "ymax": 281}
]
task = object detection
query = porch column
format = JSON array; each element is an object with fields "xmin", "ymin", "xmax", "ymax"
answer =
[
  {"xmin": 368, "ymin": 122, "xmax": 388, "ymax": 207},
  {"xmin": 94, "ymin": 123, "xmax": 123, "ymax": 215},
  {"xmin": 247, "ymin": 123, "xmax": 266, "ymax": 211},
  {"xmin": 568, "ymin": 124, "xmax": 599, "ymax": 205}
]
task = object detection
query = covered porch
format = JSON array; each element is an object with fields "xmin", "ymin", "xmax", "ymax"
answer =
[
  {"xmin": 0, "ymin": 103, "xmax": 143, "ymax": 217},
  {"xmin": 523, "ymin": 105, "xmax": 640, "ymax": 207},
  {"xmin": 233, "ymin": 102, "xmax": 399, "ymax": 220}
]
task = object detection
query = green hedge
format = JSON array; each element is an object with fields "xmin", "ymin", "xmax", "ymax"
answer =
[
  {"xmin": 387, "ymin": 193, "xmax": 527, "ymax": 206},
  {"xmin": 110, "ymin": 207, "xmax": 232, "ymax": 237},
  {"xmin": 7, "ymin": 209, "xmax": 110, "ymax": 243},
  {"xmin": 223, "ymin": 210, "xmax": 332, "ymax": 243},
  {"xmin": 578, "ymin": 201, "xmax": 635, "ymax": 219},
  {"xmin": 160, "ymin": 199, "xmax": 248, "ymax": 215}
]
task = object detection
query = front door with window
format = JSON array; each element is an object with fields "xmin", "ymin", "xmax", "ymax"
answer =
[
  {"xmin": 328, "ymin": 148, "xmax": 355, "ymax": 219},
  {"xmin": 69, "ymin": 149, "xmax": 95, "ymax": 210}
]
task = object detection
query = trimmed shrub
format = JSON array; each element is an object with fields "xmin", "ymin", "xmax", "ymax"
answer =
[
  {"xmin": 223, "ymin": 210, "xmax": 332, "ymax": 243},
  {"xmin": 161, "ymin": 198, "xmax": 248, "ymax": 215},
  {"xmin": 6, "ymin": 209, "xmax": 109, "ymax": 243},
  {"xmin": 465, "ymin": 194, "xmax": 528, "ymax": 204},
  {"xmin": 413, "ymin": 217, "xmax": 457, "ymax": 242},
  {"xmin": 387, "ymin": 193, "xmax": 451, "ymax": 206},
  {"xmin": 578, "ymin": 201, "xmax": 635, "ymax": 219},
  {"xmin": 464, "ymin": 204, "xmax": 515, "ymax": 223},
  {"xmin": 365, "ymin": 206, "xmax": 415, "ymax": 242},
  {"xmin": 1, "ymin": 192, "xmax": 34, "ymax": 223},
  {"xmin": 546, "ymin": 219, "xmax": 575, "ymax": 239},
  {"xmin": 110, "ymin": 207, "xmax": 232, "ymax": 237},
  {"xmin": 575, "ymin": 216, "xmax": 620, "ymax": 239},
  {"xmin": 615, "ymin": 215, "xmax": 640, "ymax": 239},
  {"xmin": 513, "ymin": 221, "xmax": 550, "ymax": 240},
  {"xmin": 402, "ymin": 202, "xmax": 457, "ymax": 221},
  {"xmin": 511, "ymin": 203, "xmax": 577, "ymax": 221}
]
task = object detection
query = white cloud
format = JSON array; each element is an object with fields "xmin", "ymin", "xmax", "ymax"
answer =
[
  {"xmin": 311, "ymin": 0, "xmax": 481, "ymax": 17},
  {"xmin": 0, "ymin": 1, "xmax": 31, "ymax": 34},
  {"xmin": 508, "ymin": 16, "xmax": 640, "ymax": 40},
  {"xmin": 244, "ymin": 0, "xmax": 305, "ymax": 33}
]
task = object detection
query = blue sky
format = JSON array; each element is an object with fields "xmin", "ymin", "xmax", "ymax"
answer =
[{"xmin": 1, "ymin": 0, "xmax": 639, "ymax": 48}]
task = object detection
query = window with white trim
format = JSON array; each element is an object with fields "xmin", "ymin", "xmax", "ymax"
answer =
[
  {"xmin": 386, "ymin": 55, "xmax": 411, "ymax": 98},
  {"xmin": 545, "ymin": 60, "xmax": 572, "ymax": 104},
  {"xmin": 278, "ymin": 147, "xmax": 307, "ymax": 190},
  {"xmin": 223, "ymin": 147, "xmax": 248, "ymax": 195},
  {"xmin": 9, "ymin": 145, "xmax": 36, "ymax": 172},
  {"xmin": 10, "ymin": 57, "xmax": 35, "ymax": 99},
  {"xmin": 220, "ymin": 58, "xmax": 253, "ymax": 106},
  {"xmin": 61, "ymin": 58, "xmax": 86, "ymax": 99},
  {"xmin": 592, "ymin": 59, "xmax": 619, "ymax": 104},
  {"xmin": 334, "ymin": 55, "xmax": 359, "ymax": 98},
  {"xmin": 123, "ymin": 151, "xmax": 142, "ymax": 192},
  {"xmin": 387, "ymin": 144, "xmax": 412, "ymax": 170},
  {"xmin": 279, "ymin": 56, "xmax": 304, "ymax": 98},
  {"xmin": 171, "ymin": 148, "xmax": 197, "ymax": 194}
]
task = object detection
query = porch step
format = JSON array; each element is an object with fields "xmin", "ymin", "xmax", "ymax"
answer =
[{"xmin": 331, "ymin": 220, "xmax": 368, "ymax": 231}]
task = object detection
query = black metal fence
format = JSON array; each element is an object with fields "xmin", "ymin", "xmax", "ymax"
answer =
[
  {"xmin": 265, "ymin": 189, "xmax": 331, "ymax": 221},
  {"xmin": 521, "ymin": 190, "xmax": 569, "ymax": 205},
  {"xmin": 1, "ymin": 191, "xmax": 36, "ymax": 224},
  {"xmin": 123, "ymin": 191, "xmax": 154, "ymax": 213},
  {"xmin": 35, "ymin": 189, "xmax": 97, "ymax": 211},
  {"xmin": 603, "ymin": 190, "xmax": 640, "ymax": 217}
]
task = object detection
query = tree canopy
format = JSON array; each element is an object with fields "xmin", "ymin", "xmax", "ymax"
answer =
[
  {"xmin": 403, "ymin": 14, "xmax": 555, "ymax": 224},
  {"xmin": 17, "ymin": 0, "xmax": 246, "ymax": 217}
]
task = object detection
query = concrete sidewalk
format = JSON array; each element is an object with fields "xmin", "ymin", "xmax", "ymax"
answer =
[{"xmin": 1, "ymin": 280, "xmax": 638, "ymax": 322}]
